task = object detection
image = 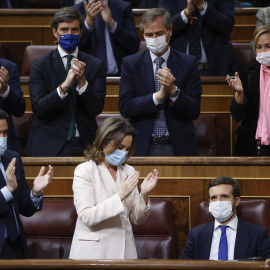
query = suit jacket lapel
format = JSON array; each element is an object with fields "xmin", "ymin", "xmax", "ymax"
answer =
[
  {"xmin": 234, "ymin": 220, "xmax": 250, "ymax": 259},
  {"xmin": 52, "ymin": 49, "xmax": 67, "ymax": 84},
  {"xmin": 141, "ymin": 51, "xmax": 156, "ymax": 94},
  {"xmin": 198, "ymin": 222, "xmax": 214, "ymax": 259},
  {"xmin": 98, "ymin": 163, "xmax": 120, "ymax": 195}
]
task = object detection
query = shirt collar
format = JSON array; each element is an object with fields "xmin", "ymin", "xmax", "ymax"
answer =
[
  {"xmin": 214, "ymin": 215, "xmax": 238, "ymax": 231},
  {"xmin": 58, "ymin": 45, "xmax": 78, "ymax": 59},
  {"xmin": 149, "ymin": 46, "xmax": 170, "ymax": 64}
]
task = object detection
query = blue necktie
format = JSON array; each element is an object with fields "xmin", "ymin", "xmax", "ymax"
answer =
[
  {"xmin": 0, "ymin": 168, "xmax": 18, "ymax": 241},
  {"xmin": 66, "ymin": 55, "xmax": 76, "ymax": 141},
  {"xmin": 218, "ymin": 225, "xmax": 228, "ymax": 260},
  {"xmin": 153, "ymin": 57, "xmax": 168, "ymax": 138}
]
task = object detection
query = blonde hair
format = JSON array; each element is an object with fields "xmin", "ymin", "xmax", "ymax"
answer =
[
  {"xmin": 84, "ymin": 117, "xmax": 136, "ymax": 164},
  {"xmin": 253, "ymin": 24, "xmax": 270, "ymax": 53}
]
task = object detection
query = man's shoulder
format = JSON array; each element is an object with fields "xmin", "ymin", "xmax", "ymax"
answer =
[
  {"xmin": 78, "ymin": 50, "xmax": 104, "ymax": 65},
  {"xmin": 0, "ymin": 58, "xmax": 17, "ymax": 69},
  {"xmin": 2, "ymin": 149, "xmax": 21, "ymax": 163},
  {"xmin": 32, "ymin": 49, "xmax": 57, "ymax": 65},
  {"xmin": 170, "ymin": 49, "xmax": 197, "ymax": 63},
  {"xmin": 190, "ymin": 221, "xmax": 214, "ymax": 234},
  {"xmin": 238, "ymin": 219, "xmax": 268, "ymax": 233},
  {"xmin": 122, "ymin": 50, "xmax": 149, "ymax": 64}
]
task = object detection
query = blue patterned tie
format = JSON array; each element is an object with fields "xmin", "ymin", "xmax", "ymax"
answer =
[
  {"xmin": 66, "ymin": 55, "xmax": 76, "ymax": 141},
  {"xmin": 153, "ymin": 57, "xmax": 168, "ymax": 137},
  {"xmin": 0, "ymin": 167, "xmax": 18, "ymax": 241},
  {"xmin": 218, "ymin": 225, "xmax": 228, "ymax": 260}
]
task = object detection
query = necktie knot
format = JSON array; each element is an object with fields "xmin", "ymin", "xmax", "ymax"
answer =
[
  {"xmin": 220, "ymin": 225, "xmax": 228, "ymax": 233},
  {"xmin": 154, "ymin": 57, "xmax": 165, "ymax": 69}
]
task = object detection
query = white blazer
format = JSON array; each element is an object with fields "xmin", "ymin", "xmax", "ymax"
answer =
[{"xmin": 69, "ymin": 160, "xmax": 151, "ymax": 259}]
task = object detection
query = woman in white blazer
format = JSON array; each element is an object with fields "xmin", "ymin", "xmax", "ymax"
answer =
[{"xmin": 69, "ymin": 116, "xmax": 158, "ymax": 259}]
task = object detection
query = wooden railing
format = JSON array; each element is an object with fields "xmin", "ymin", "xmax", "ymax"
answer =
[{"xmin": 0, "ymin": 259, "xmax": 268, "ymax": 270}]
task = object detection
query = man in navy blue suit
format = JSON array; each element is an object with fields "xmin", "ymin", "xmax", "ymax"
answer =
[
  {"xmin": 25, "ymin": 7, "xmax": 106, "ymax": 157},
  {"xmin": 158, "ymin": 0, "xmax": 237, "ymax": 76},
  {"xmin": 0, "ymin": 59, "xmax": 25, "ymax": 154},
  {"xmin": 72, "ymin": 0, "xmax": 140, "ymax": 75},
  {"xmin": 119, "ymin": 8, "xmax": 202, "ymax": 156},
  {"xmin": 181, "ymin": 176, "xmax": 270, "ymax": 260},
  {"xmin": 0, "ymin": 108, "xmax": 53, "ymax": 259}
]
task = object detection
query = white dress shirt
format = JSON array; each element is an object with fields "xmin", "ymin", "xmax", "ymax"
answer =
[
  {"xmin": 57, "ymin": 45, "xmax": 88, "ymax": 138},
  {"xmin": 209, "ymin": 216, "xmax": 238, "ymax": 260}
]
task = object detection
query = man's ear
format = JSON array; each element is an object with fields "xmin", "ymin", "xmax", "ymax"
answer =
[
  {"xmin": 52, "ymin": 27, "xmax": 58, "ymax": 39},
  {"xmin": 235, "ymin": 197, "xmax": 241, "ymax": 207}
]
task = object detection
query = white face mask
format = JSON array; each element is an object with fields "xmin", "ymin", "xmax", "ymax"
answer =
[
  {"xmin": 0, "ymin": 137, "xmax": 7, "ymax": 156},
  {"xmin": 144, "ymin": 31, "xmax": 169, "ymax": 55},
  {"xmin": 256, "ymin": 51, "xmax": 270, "ymax": 67},
  {"xmin": 209, "ymin": 200, "xmax": 235, "ymax": 223}
]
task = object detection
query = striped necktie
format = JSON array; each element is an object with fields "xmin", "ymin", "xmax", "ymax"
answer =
[{"xmin": 153, "ymin": 57, "xmax": 168, "ymax": 137}]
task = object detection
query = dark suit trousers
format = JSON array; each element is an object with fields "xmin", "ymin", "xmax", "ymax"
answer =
[{"xmin": 0, "ymin": 236, "xmax": 25, "ymax": 259}]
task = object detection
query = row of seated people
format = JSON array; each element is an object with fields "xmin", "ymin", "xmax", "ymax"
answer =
[{"xmin": 20, "ymin": 196, "xmax": 270, "ymax": 259}]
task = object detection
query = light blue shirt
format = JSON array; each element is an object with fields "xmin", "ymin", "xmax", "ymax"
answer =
[
  {"xmin": 84, "ymin": 0, "xmax": 119, "ymax": 74},
  {"xmin": 0, "ymin": 160, "xmax": 42, "ymax": 238}
]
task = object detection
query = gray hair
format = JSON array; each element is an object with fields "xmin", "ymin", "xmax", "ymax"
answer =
[{"xmin": 140, "ymin": 8, "xmax": 172, "ymax": 32}]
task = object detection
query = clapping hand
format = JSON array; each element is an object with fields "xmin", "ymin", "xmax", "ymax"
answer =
[
  {"xmin": 140, "ymin": 169, "xmax": 158, "ymax": 197},
  {"xmin": 118, "ymin": 171, "xmax": 140, "ymax": 201},
  {"xmin": 33, "ymin": 165, "xmax": 53, "ymax": 197},
  {"xmin": 226, "ymin": 72, "xmax": 244, "ymax": 104}
]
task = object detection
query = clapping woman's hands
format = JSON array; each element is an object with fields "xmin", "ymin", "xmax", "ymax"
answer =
[
  {"xmin": 140, "ymin": 169, "xmax": 158, "ymax": 197},
  {"xmin": 118, "ymin": 171, "xmax": 140, "ymax": 201}
]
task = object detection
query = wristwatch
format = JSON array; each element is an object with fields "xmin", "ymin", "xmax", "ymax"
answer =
[
  {"xmin": 199, "ymin": 1, "xmax": 207, "ymax": 12},
  {"xmin": 170, "ymin": 87, "xmax": 180, "ymax": 98}
]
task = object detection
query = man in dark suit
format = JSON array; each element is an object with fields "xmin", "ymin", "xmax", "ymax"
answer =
[
  {"xmin": 158, "ymin": 0, "xmax": 237, "ymax": 76},
  {"xmin": 0, "ymin": 108, "xmax": 53, "ymax": 259},
  {"xmin": 25, "ymin": 7, "xmax": 106, "ymax": 157},
  {"xmin": 0, "ymin": 59, "xmax": 26, "ymax": 154},
  {"xmin": 119, "ymin": 8, "xmax": 202, "ymax": 156},
  {"xmin": 72, "ymin": 0, "xmax": 140, "ymax": 75},
  {"xmin": 181, "ymin": 176, "xmax": 270, "ymax": 260}
]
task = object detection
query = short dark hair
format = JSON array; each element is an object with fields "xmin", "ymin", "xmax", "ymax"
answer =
[
  {"xmin": 140, "ymin": 8, "xmax": 172, "ymax": 32},
  {"xmin": 51, "ymin": 7, "xmax": 84, "ymax": 30},
  {"xmin": 207, "ymin": 176, "xmax": 241, "ymax": 199},
  {"xmin": 0, "ymin": 108, "xmax": 9, "ymax": 121},
  {"xmin": 84, "ymin": 117, "xmax": 136, "ymax": 164}
]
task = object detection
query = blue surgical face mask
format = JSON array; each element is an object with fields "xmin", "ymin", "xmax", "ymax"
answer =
[
  {"xmin": 0, "ymin": 137, "xmax": 7, "ymax": 156},
  {"xmin": 105, "ymin": 148, "xmax": 128, "ymax": 166},
  {"xmin": 58, "ymin": 33, "xmax": 80, "ymax": 52}
]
